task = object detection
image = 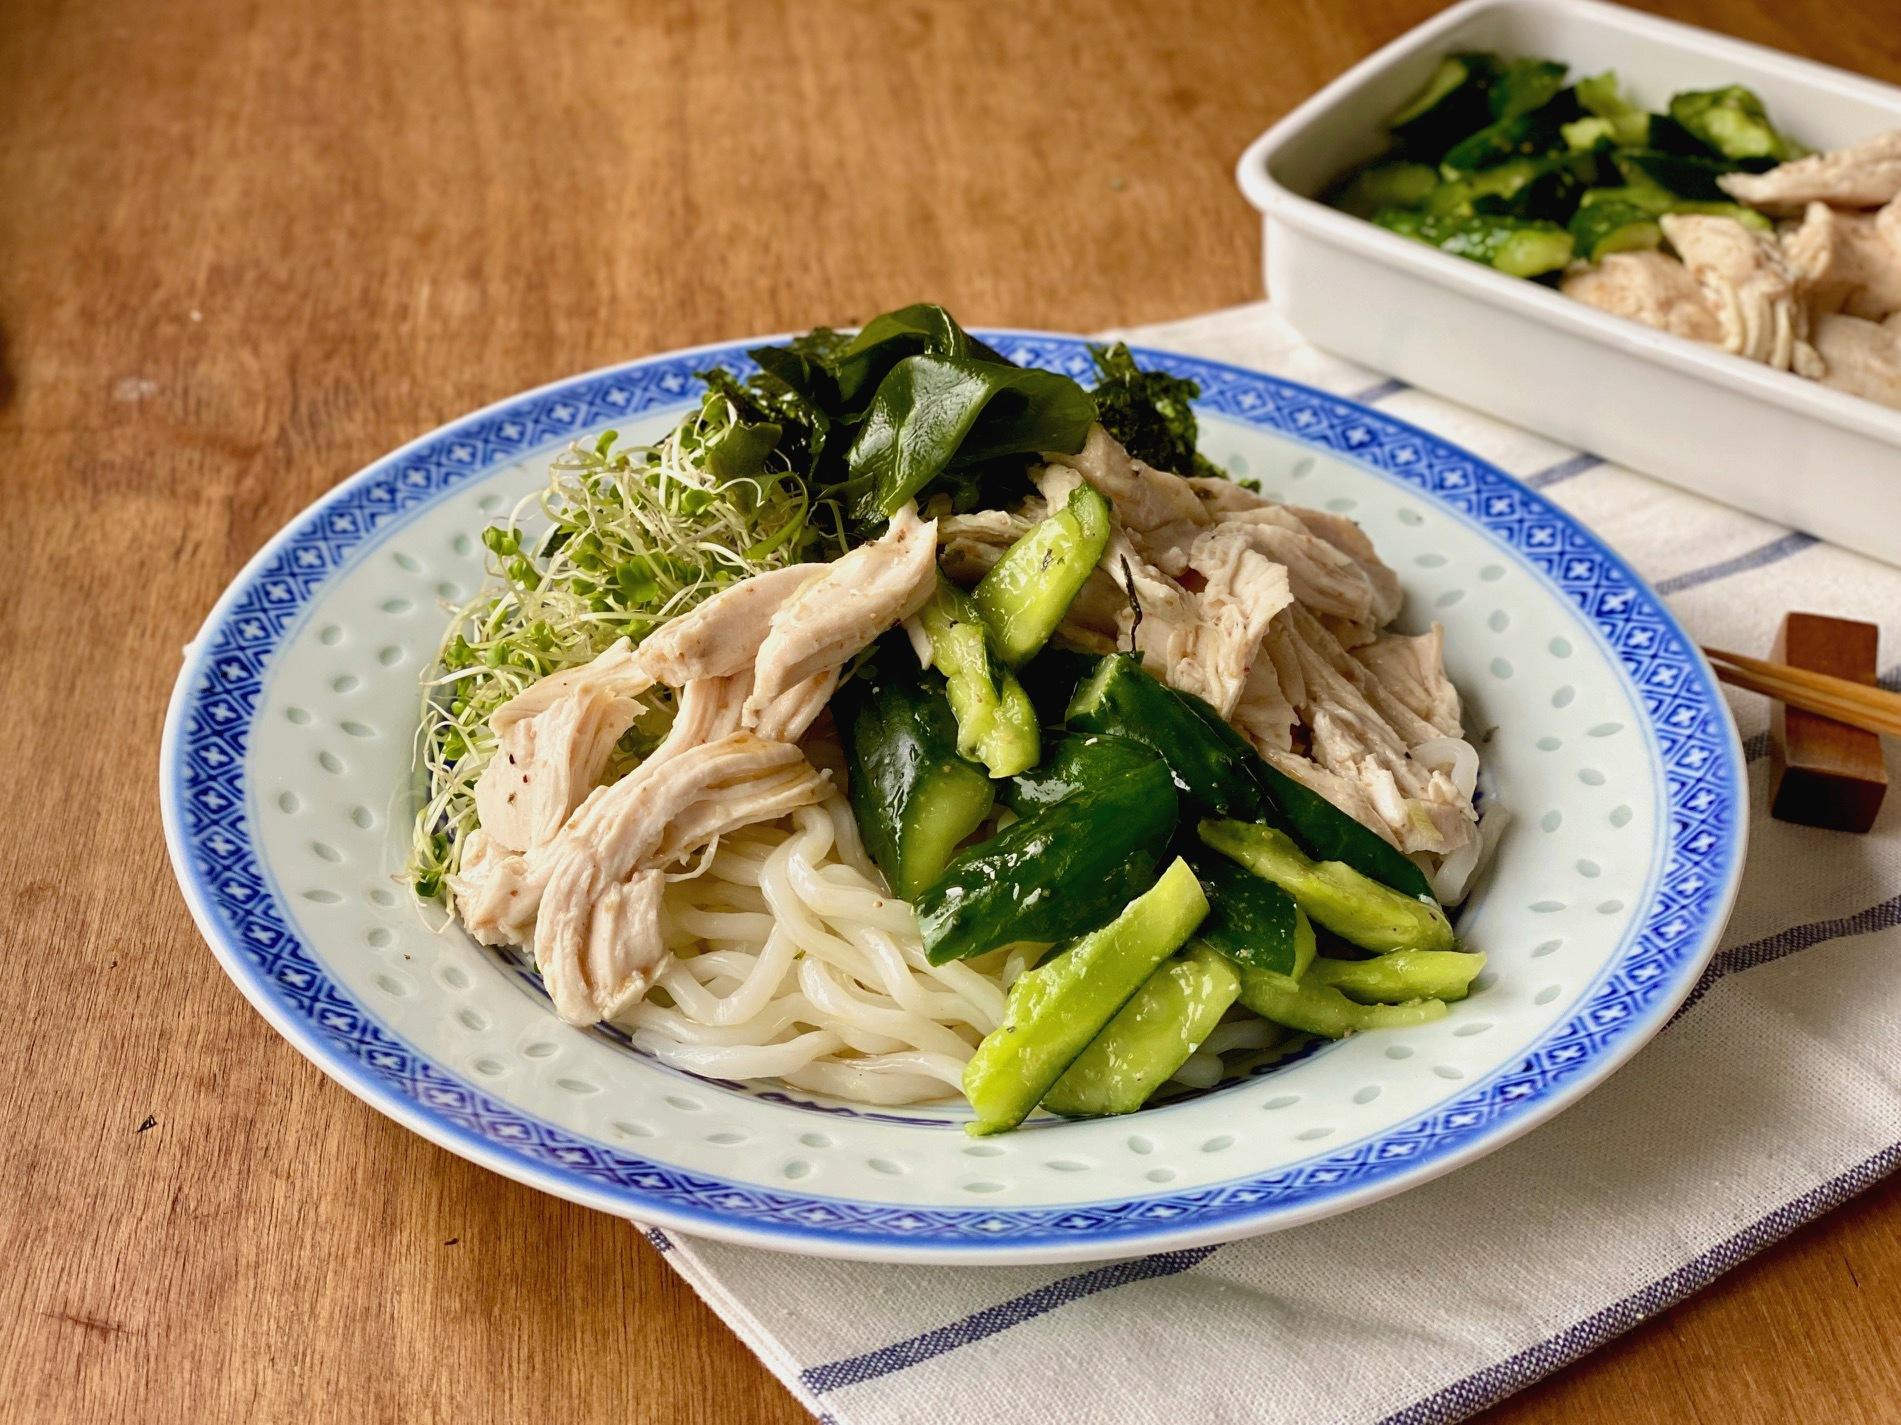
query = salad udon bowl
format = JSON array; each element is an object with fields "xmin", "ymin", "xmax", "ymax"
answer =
[{"xmin": 160, "ymin": 332, "xmax": 1744, "ymax": 1263}]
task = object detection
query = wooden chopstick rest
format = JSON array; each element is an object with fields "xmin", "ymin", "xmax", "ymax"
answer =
[{"xmin": 1767, "ymin": 613, "xmax": 1888, "ymax": 833}]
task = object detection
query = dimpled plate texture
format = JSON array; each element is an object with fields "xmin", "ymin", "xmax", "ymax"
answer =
[{"xmin": 160, "ymin": 333, "xmax": 1746, "ymax": 1264}]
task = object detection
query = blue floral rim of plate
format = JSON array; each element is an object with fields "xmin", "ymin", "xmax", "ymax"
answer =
[{"xmin": 160, "ymin": 332, "xmax": 1745, "ymax": 1255}]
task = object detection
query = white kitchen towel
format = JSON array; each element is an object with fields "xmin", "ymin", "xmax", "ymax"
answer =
[{"xmin": 641, "ymin": 303, "xmax": 1901, "ymax": 1425}]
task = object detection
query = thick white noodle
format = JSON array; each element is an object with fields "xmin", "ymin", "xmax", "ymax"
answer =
[
  {"xmin": 621, "ymin": 793, "xmax": 1001, "ymax": 1106},
  {"xmin": 619, "ymin": 779, "xmax": 1469, "ymax": 1106}
]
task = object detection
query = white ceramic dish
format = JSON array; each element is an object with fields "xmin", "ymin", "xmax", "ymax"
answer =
[
  {"xmin": 160, "ymin": 333, "xmax": 1746, "ymax": 1263},
  {"xmin": 1236, "ymin": 0, "xmax": 1901, "ymax": 568}
]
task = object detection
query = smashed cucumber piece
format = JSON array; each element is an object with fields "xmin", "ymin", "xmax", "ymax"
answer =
[
  {"xmin": 1562, "ymin": 117, "xmax": 1620, "ymax": 153},
  {"xmin": 917, "ymin": 577, "xmax": 1039, "ymax": 777},
  {"xmin": 1235, "ymin": 965, "xmax": 1448, "ymax": 1039},
  {"xmin": 962, "ymin": 858, "xmax": 1210, "ymax": 1135},
  {"xmin": 835, "ymin": 642, "xmax": 995, "ymax": 900},
  {"xmin": 1440, "ymin": 84, "xmax": 1583, "ymax": 175},
  {"xmin": 1566, "ymin": 71, "xmax": 1650, "ymax": 149},
  {"xmin": 1579, "ymin": 182, "xmax": 1771, "ymax": 232},
  {"xmin": 1388, "ymin": 52, "xmax": 1498, "ymax": 156},
  {"xmin": 1569, "ymin": 201, "xmax": 1662, "ymax": 262},
  {"xmin": 1004, "ymin": 731, "xmax": 1162, "ymax": 817},
  {"xmin": 1307, "ymin": 950, "xmax": 1486, "ymax": 1004},
  {"xmin": 1329, "ymin": 161, "xmax": 1441, "ymax": 219},
  {"xmin": 972, "ymin": 483, "xmax": 1111, "ymax": 667},
  {"xmin": 1042, "ymin": 945, "xmax": 1240, "ymax": 1118},
  {"xmin": 1199, "ymin": 819, "xmax": 1454, "ymax": 955},
  {"xmin": 1187, "ymin": 851, "xmax": 1316, "ymax": 983},
  {"xmin": 1375, "ymin": 208, "xmax": 1574, "ymax": 279},
  {"xmin": 1487, "ymin": 58, "xmax": 1569, "ymax": 122},
  {"xmin": 917, "ymin": 755, "xmax": 1177, "ymax": 964},
  {"xmin": 1423, "ymin": 154, "xmax": 1589, "ymax": 222},
  {"xmin": 1612, "ymin": 149, "xmax": 1749, "ymax": 202},
  {"xmin": 1066, "ymin": 653, "xmax": 1265, "ymax": 818},
  {"xmin": 1669, "ymin": 86, "xmax": 1805, "ymax": 163}
]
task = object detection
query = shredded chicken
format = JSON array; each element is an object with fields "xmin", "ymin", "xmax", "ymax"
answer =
[
  {"xmin": 1231, "ymin": 651, "xmax": 1297, "ymax": 755},
  {"xmin": 745, "ymin": 502, "xmax": 937, "ymax": 720},
  {"xmin": 473, "ymin": 669, "xmax": 641, "ymax": 854},
  {"xmin": 1354, "ymin": 627, "xmax": 1463, "ymax": 739},
  {"xmin": 519, "ymin": 735, "xmax": 826, "ymax": 1024},
  {"xmin": 1033, "ymin": 443, "xmax": 1479, "ymax": 859},
  {"xmin": 490, "ymin": 638, "xmax": 652, "ymax": 733},
  {"xmin": 1288, "ymin": 507, "xmax": 1405, "ymax": 626},
  {"xmin": 1719, "ymin": 129, "xmax": 1901, "ymax": 214},
  {"xmin": 635, "ymin": 563, "xmax": 827, "ymax": 685},
  {"xmin": 1215, "ymin": 508, "xmax": 1389, "ymax": 627},
  {"xmin": 1659, "ymin": 214, "xmax": 1824, "ymax": 375},
  {"xmin": 1044, "ymin": 423, "xmax": 1208, "ymax": 535},
  {"xmin": 1187, "ymin": 476, "xmax": 1270, "ymax": 519},
  {"xmin": 1810, "ymin": 311, "xmax": 1901, "ymax": 408},
  {"xmin": 1179, "ymin": 478, "xmax": 1402, "ymax": 623},
  {"xmin": 937, "ymin": 508, "xmax": 1032, "ymax": 584},
  {"xmin": 451, "ymin": 506, "xmax": 936, "ymax": 1025},
  {"xmin": 1561, "ymin": 251, "xmax": 1723, "ymax": 344},
  {"xmin": 1783, "ymin": 198, "xmax": 1901, "ymax": 322},
  {"xmin": 1172, "ymin": 525, "xmax": 1295, "ymax": 717}
]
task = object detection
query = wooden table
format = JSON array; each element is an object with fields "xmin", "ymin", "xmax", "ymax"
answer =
[{"xmin": 6, "ymin": 0, "xmax": 1899, "ymax": 1419}]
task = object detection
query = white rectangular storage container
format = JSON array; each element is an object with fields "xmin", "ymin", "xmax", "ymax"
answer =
[{"xmin": 1236, "ymin": 0, "xmax": 1901, "ymax": 566}]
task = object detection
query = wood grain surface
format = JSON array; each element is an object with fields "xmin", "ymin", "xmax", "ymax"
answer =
[{"xmin": 4, "ymin": 1, "xmax": 1899, "ymax": 1421}]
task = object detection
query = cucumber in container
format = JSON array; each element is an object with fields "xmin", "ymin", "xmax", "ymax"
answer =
[
  {"xmin": 1328, "ymin": 47, "xmax": 1804, "ymax": 287},
  {"xmin": 1375, "ymin": 209, "xmax": 1575, "ymax": 279}
]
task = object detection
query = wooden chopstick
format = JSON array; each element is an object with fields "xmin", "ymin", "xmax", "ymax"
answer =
[{"xmin": 1703, "ymin": 646, "xmax": 1901, "ymax": 739}]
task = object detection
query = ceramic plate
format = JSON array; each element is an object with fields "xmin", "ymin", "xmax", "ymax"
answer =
[{"xmin": 160, "ymin": 333, "xmax": 1746, "ymax": 1264}]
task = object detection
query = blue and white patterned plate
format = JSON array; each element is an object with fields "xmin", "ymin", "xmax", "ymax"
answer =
[{"xmin": 160, "ymin": 333, "xmax": 1746, "ymax": 1264}]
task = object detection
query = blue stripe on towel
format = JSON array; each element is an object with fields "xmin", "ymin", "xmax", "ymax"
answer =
[
  {"xmin": 1348, "ymin": 377, "xmax": 1409, "ymax": 405},
  {"xmin": 798, "ymin": 1246, "xmax": 1218, "ymax": 1396},
  {"xmin": 1671, "ymin": 892, "xmax": 1901, "ymax": 1021},
  {"xmin": 1654, "ymin": 532, "xmax": 1819, "ymax": 596},
  {"xmin": 1380, "ymin": 1139, "xmax": 1901, "ymax": 1424},
  {"xmin": 1522, "ymin": 453, "xmax": 1602, "ymax": 489}
]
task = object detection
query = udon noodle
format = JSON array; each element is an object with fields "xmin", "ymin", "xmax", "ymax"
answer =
[
  {"xmin": 625, "ymin": 792, "xmax": 1030, "ymax": 1106},
  {"xmin": 624, "ymin": 785, "xmax": 1307, "ymax": 1105}
]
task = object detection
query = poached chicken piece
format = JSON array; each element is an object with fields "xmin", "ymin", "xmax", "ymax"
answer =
[
  {"xmin": 473, "ymin": 663, "xmax": 643, "ymax": 854},
  {"xmin": 1002, "ymin": 428, "xmax": 1480, "ymax": 859},
  {"xmin": 1658, "ymin": 214, "xmax": 1824, "ymax": 375},
  {"xmin": 1174, "ymin": 524, "xmax": 1296, "ymax": 717},
  {"xmin": 1782, "ymin": 199, "xmax": 1901, "ymax": 321},
  {"xmin": 1562, "ymin": 251, "xmax": 1725, "ymax": 344},
  {"xmin": 744, "ymin": 503, "xmax": 938, "ymax": 719},
  {"xmin": 1718, "ymin": 129, "xmax": 1901, "ymax": 214},
  {"xmin": 454, "ymin": 505, "xmax": 938, "ymax": 1025},
  {"xmin": 1044, "ymin": 422, "xmax": 1208, "ymax": 536},
  {"xmin": 1552, "ymin": 132, "xmax": 1901, "ymax": 411},
  {"xmin": 1810, "ymin": 311, "xmax": 1901, "ymax": 406}
]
